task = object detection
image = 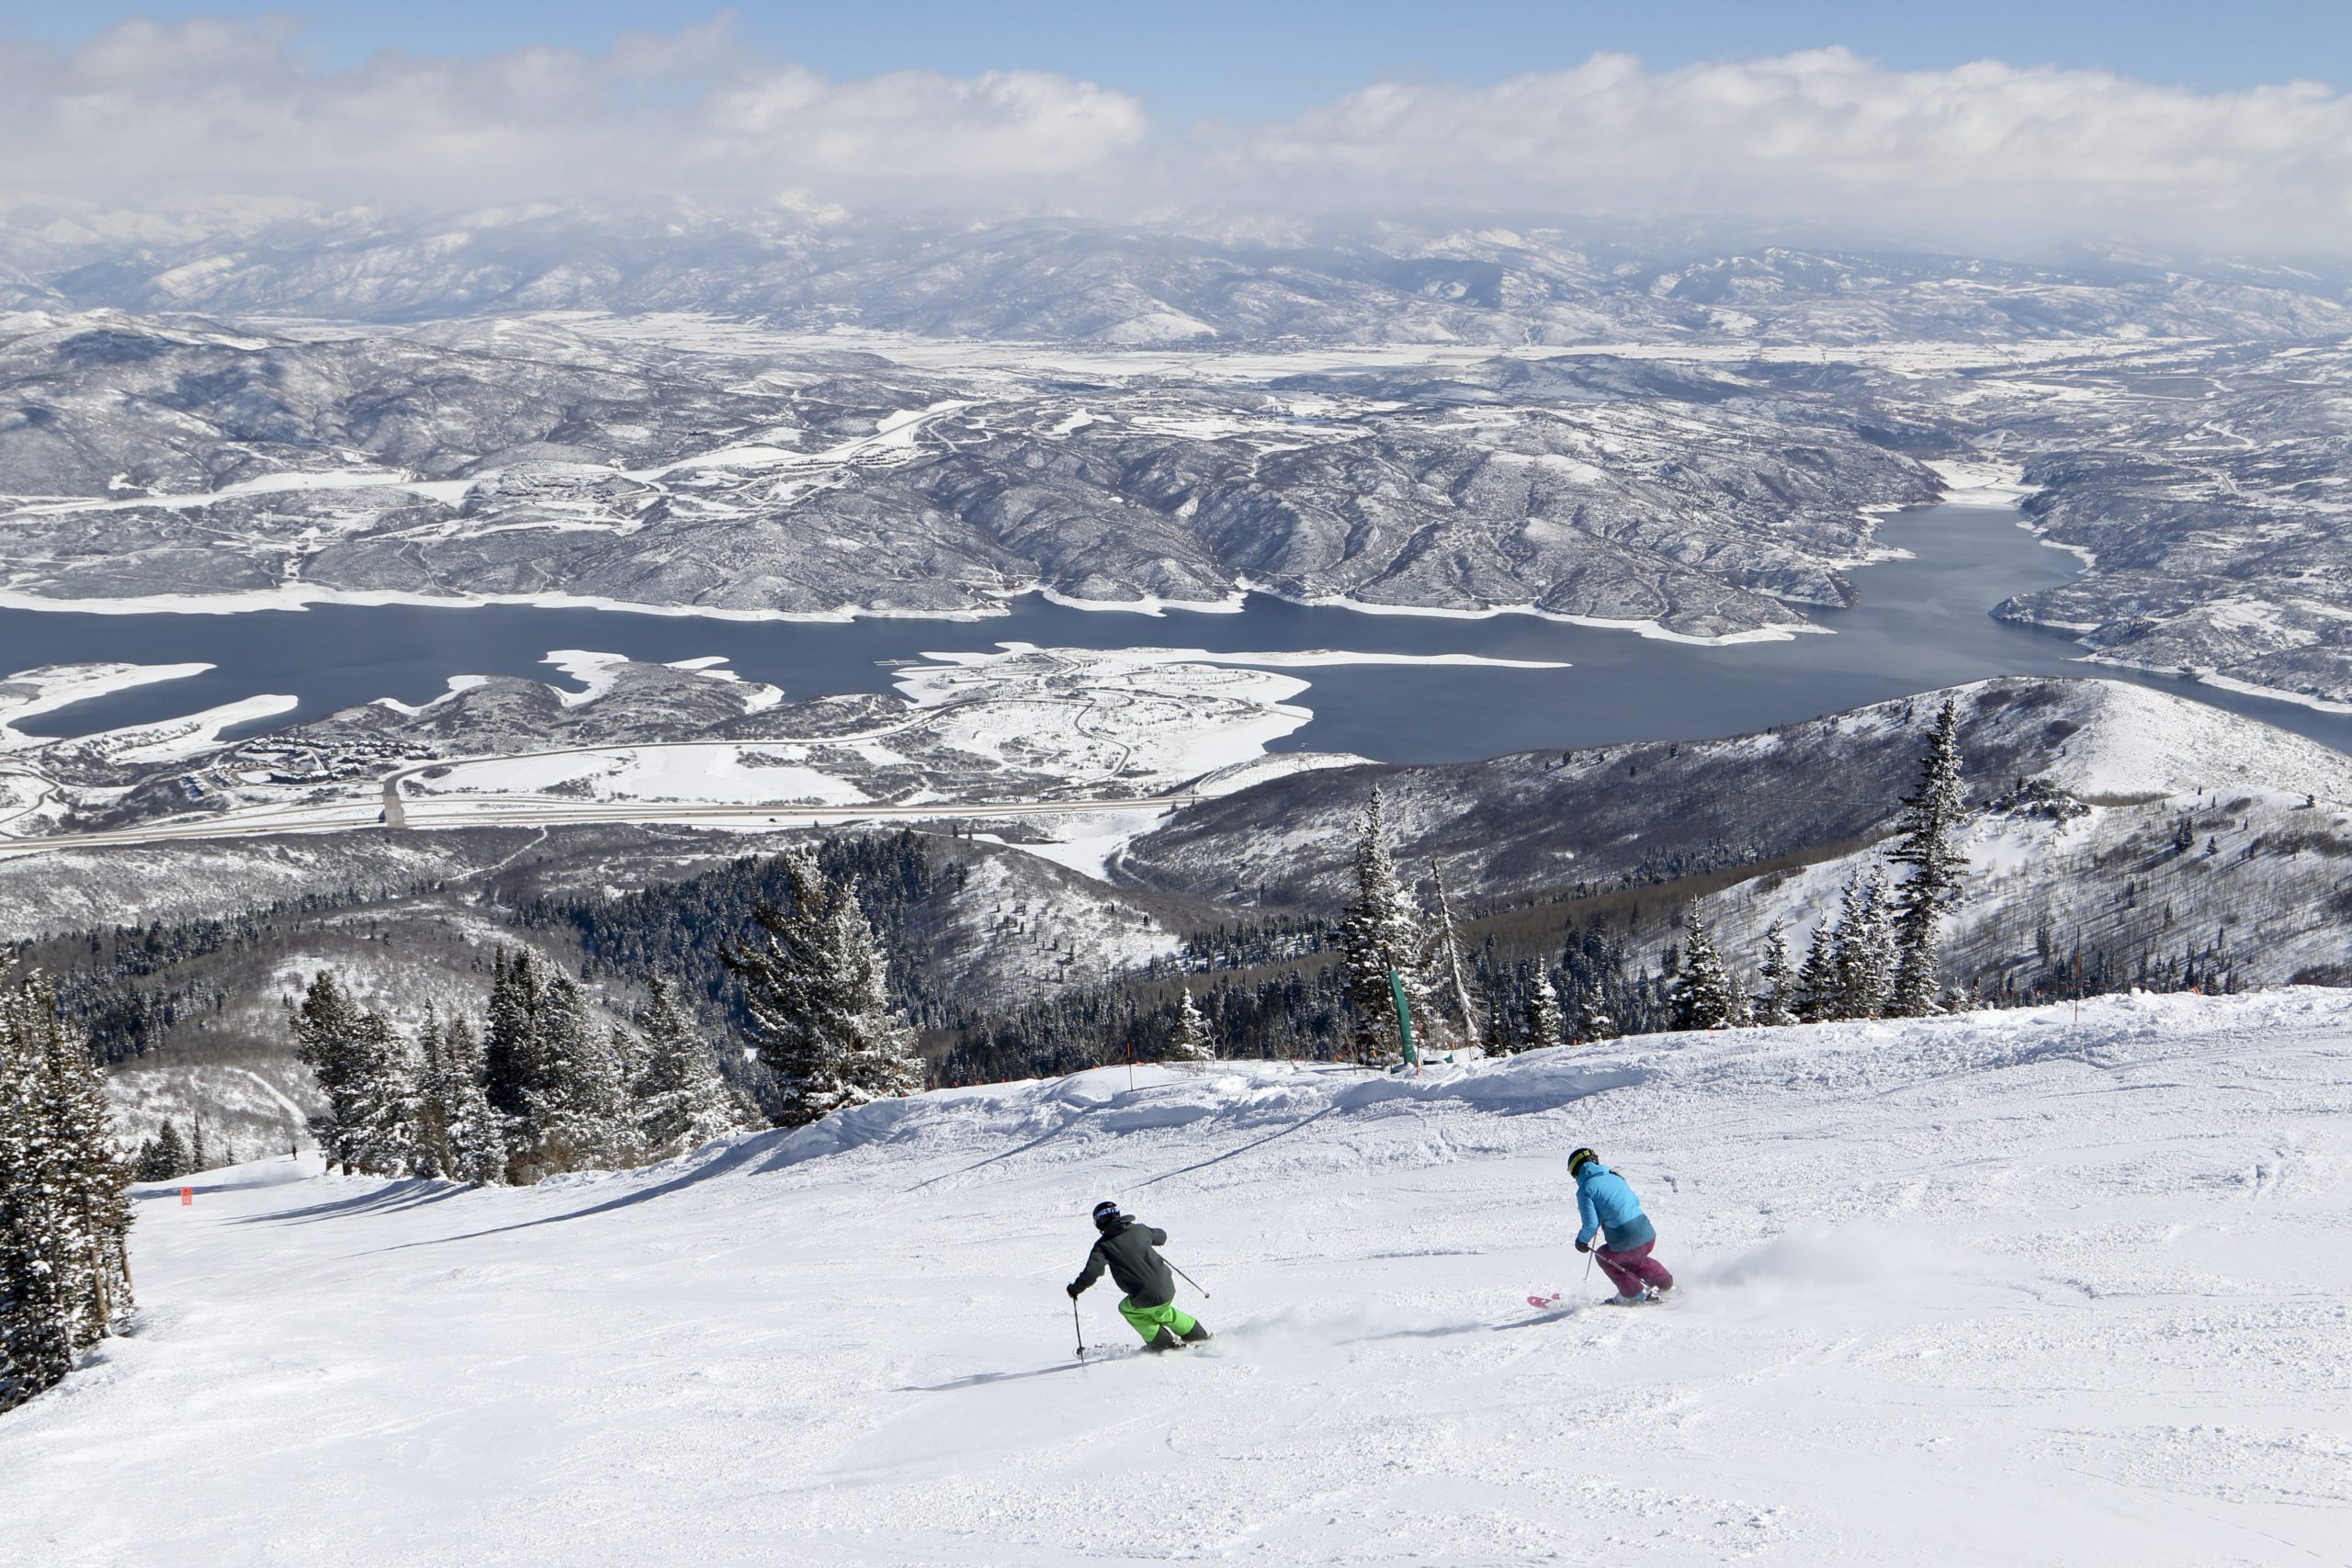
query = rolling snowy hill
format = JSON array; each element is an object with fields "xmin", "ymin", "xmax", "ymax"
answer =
[{"xmin": 6, "ymin": 989, "xmax": 2348, "ymax": 1565}]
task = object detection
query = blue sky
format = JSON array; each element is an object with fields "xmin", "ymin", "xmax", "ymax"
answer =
[{"xmin": 8, "ymin": 0, "xmax": 2346, "ymax": 119}]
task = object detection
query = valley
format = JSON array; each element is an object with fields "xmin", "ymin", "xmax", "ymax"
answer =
[{"xmin": 6, "ymin": 20, "xmax": 2352, "ymax": 1566}]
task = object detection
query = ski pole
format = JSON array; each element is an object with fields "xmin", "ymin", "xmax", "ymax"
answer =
[
  {"xmin": 1072, "ymin": 1296, "xmax": 1087, "ymax": 1359},
  {"xmin": 1167, "ymin": 1260, "xmax": 1212, "ymax": 1300}
]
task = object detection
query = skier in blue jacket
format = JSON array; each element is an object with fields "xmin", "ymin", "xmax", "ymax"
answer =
[{"xmin": 1569, "ymin": 1146, "xmax": 1675, "ymax": 1304}]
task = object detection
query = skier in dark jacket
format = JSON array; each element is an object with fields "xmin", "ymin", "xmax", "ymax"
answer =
[{"xmin": 1069, "ymin": 1200, "xmax": 1213, "ymax": 1351}]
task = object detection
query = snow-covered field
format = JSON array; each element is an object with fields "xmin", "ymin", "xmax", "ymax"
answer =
[{"xmin": 6, "ymin": 990, "xmax": 2350, "ymax": 1565}]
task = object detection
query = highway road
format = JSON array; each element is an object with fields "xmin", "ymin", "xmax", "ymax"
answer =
[{"xmin": 0, "ymin": 787, "xmax": 1197, "ymax": 860}]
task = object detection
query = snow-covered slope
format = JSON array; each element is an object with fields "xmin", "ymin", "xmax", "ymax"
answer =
[{"xmin": 7, "ymin": 991, "xmax": 2350, "ymax": 1564}]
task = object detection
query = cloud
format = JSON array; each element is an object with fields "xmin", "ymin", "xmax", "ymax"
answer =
[
  {"xmin": 0, "ymin": 17, "xmax": 1149, "ymax": 209},
  {"xmin": 1215, "ymin": 49, "xmax": 2352, "ymax": 253},
  {"xmin": 3, "ymin": 20, "xmax": 2347, "ymax": 255}
]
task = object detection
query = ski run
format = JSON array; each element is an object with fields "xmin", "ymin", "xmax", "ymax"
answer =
[{"xmin": 3, "ymin": 987, "xmax": 2348, "ymax": 1565}]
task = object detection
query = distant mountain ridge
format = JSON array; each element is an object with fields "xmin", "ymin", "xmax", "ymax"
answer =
[{"xmin": 4, "ymin": 201, "xmax": 2345, "ymax": 344}]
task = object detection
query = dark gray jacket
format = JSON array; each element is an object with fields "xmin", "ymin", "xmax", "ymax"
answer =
[{"xmin": 1071, "ymin": 1217, "xmax": 1174, "ymax": 1306}]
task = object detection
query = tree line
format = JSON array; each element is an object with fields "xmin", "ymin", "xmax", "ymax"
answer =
[
  {"xmin": 1343, "ymin": 697, "xmax": 1974, "ymax": 1053},
  {"xmin": 933, "ymin": 697, "xmax": 1984, "ymax": 1075},
  {"xmin": 293, "ymin": 847, "xmax": 929, "ymax": 1184},
  {"xmin": 131, "ymin": 1117, "xmax": 246, "ymax": 1182}
]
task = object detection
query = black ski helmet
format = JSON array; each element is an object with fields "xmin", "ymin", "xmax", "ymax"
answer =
[
  {"xmin": 1566, "ymin": 1147, "xmax": 1600, "ymax": 1177},
  {"xmin": 1091, "ymin": 1200, "xmax": 1123, "ymax": 1229}
]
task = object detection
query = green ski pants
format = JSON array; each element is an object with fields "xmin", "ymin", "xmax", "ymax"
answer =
[{"xmin": 1116, "ymin": 1296, "xmax": 1198, "ymax": 1343}]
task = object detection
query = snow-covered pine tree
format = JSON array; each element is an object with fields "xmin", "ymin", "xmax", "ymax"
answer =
[
  {"xmin": 0, "ymin": 974, "xmax": 133, "ymax": 1414},
  {"xmin": 1526, "ymin": 976, "xmax": 1568, "ymax": 1052},
  {"xmin": 0, "ymin": 987, "xmax": 74, "ymax": 1411},
  {"xmin": 515, "ymin": 972, "xmax": 627, "ymax": 1179},
  {"xmin": 728, "ymin": 852, "xmax": 925, "ymax": 1127},
  {"xmin": 189, "ymin": 1119, "xmax": 208, "ymax": 1175},
  {"xmin": 1168, "ymin": 987, "xmax": 1216, "ymax": 1066},
  {"xmin": 810, "ymin": 876, "xmax": 926, "ymax": 1111},
  {"xmin": 628, "ymin": 976, "xmax": 741, "ymax": 1160},
  {"xmin": 29, "ymin": 981, "xmax": 133, "ymax": 1352},
  {"xmin": 481, "ymin": 948, "xmax": 544, "ymax": 1126},
  {"xmin": 289, "ymin": 973, "xmax": 414, "ymax": 1177},
  {"xmin": 291, "ymin": 973, "xmax": 363, "ymax": 1174},
  {"xmin": 726, "ymin": 849, "xmax": 832, "ymax": 1122},
  {"xmin": 345, "ymin": 1011, "xmax": 417, "ymax": 1176},
  {"xmin": 1670, "ymin": 908, "xmax": 1744, "ymax": 1031},
  {"xmin": 1794, "ymin": 920, "xmax": 1840, "ymax": 1022},
  {"xmin": 1336, "ymin": 788, "xmax": 1434, "ymax": 1062},
  {"xmin": 1887, "ymin": 697, "xmax": 1970, "ymax": 1017},
  {"xmin": 1833, "ymin": 873, "xmax": 1896, "ymax": 1021},
  {"xmin": 408, "ymin": 1011, "xmax": 452, "ymax": 1180},
  {"xmin": 1755, "ymin": 919, "xmax": 1800, "ymax": 1027},
  {"xmin": 147, "ymin": 1120, "xmax": 191, "ymax": 1179},
  {"xmin": 1577, "ymin": 983, "xmax": 1619, "ymax": 1043},
  {"xmin": 435, "ymin": 1017, "xmax": 508, "ymax": 1186}
]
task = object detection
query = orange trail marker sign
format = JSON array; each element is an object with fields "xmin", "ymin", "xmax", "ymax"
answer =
[{"xmin": 180, "ymin": 1187, "xmax": 192, "ymax": 1207}]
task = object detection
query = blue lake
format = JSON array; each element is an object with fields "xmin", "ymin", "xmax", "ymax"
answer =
[{"xmin": 4, "ymin": 503, "xmax": 2345, "ymax": 762}]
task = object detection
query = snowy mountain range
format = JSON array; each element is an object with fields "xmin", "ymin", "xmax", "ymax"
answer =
[
  {"xmin": 6, "ymin": 202, "xmax": 2347, "ymax": 344},
  {"xmin": 6, "ymin": 289, "xmax": 2352, "ymax": 698}
]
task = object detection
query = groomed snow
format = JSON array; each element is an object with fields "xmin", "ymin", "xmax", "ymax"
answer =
[{"xmin": 6, "ymin": 990, "xmax": 2348, "ymax": 1564}]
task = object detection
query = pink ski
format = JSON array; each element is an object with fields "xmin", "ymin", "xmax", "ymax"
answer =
[{"xmin": 1527, "ymin": 1292, "xmax": 1562, "ymax": 1309}]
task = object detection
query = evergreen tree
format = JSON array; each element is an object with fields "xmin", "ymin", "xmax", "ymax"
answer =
[
  {"xmin": 189, "ymin": 1119, "xmax": 208, "ymax": 1175},
  {"xmin": 1168, "ymin": 987, "xmax": 1216, "ymax": 1065},
  {"xmin": 514, "ymin": 973, "xmax": 627, "ymax": 1179},
  {"xmin": 408, "ymin": 1012, "xmax": 452, "ymax": 1180},
  {"xmin": 1755, "ymin": 919, "xmax": 1800, "ymax": 1027},
  {"xmin": 0, "ymin": 974, "xmax": 134, "ymax": 1414},
  {"xmin": 481, "ymin": 948, "xmax": 543, "ymax": 1124},
  {"xmin": 289, "ymin": 973, "xmax": 413, "ymax": 1177},
  {"xmin": 1577, "ymin": 984, "xmax": 1619, "ymax": 1043},
  {"xmin": 1832, "ymin": 873, "xmax": 1896, "ymax": 1021},
  {"xmin": 1794, "ymin": 920, "xmax": 1840, "ymax": 1023},
  {"xmin": 1336, "ymin": 788, "xmax": 1433, "ymax": 1062},
  {"xmin": 1887, "ymin": 697, "xmax": 1970, "ymax": 1017},
  {"xmin": 434, "ymin": 1018, "xmax": 508, "ymax": 1187},
  {"xmin": 147, "ymin": 1120, "xmax": 191, "ymax": 1179},
  {"xmin": 1526, "ymin": 976, "xmax": 1568, "ymax": 1052},
  {"xmin": 1670, "ymin": 909, "xmax": 1743, "ymax": 1031},
  {"xmin": 628, "ymin": 977, "xmax": 742, "ymax": 1160},
  {"xmin": 727, "ymin": 852, "xmax": 925, "ymax": 1127}
]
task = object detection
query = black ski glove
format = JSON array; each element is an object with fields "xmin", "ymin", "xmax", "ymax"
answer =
[
  {"xmin": 1575, "ymin": 1239, "xmax": 1592, "ymax": 1254},
  {"xmin": 1066, "ymin": 1281, "xmax": 1082, "ymax": 1298}
]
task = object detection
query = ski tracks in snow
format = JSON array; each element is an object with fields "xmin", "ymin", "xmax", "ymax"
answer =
[{"xmin": 6, "ymin": 991, "xmax": 2352, "ymax": 1564}]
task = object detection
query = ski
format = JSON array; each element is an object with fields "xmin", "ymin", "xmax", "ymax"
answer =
[{"xmin": 1527, "ymin": 1292, "xmax": 1563, "ymax": 1309}]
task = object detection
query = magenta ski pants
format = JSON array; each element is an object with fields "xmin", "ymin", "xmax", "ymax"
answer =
[{"xmin": 1596, "ymin": 1238, "xmax": 1673, "ymax": 1298}]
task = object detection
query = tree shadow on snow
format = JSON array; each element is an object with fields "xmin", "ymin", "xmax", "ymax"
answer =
[
  {"xmin": 355, "ymin": 1132, "xmax": 786, "ymax": 1255},
  {"xmin": 1132, "ymin": 1105, "xmax": 1338, "ymax": 1190},
  {"xmin": 228, "ymin": 1180, "xmax": 471, "ymax": 1226},
  {"xmin": 899, "ymin": 1120, "xmax": 1089, "ymax": 1194}
]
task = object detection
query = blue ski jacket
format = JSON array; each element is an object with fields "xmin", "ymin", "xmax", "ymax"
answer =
[{"xmin": 1574, "ymin": 1161, "xmax": 1656, "ymax": 1252}]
